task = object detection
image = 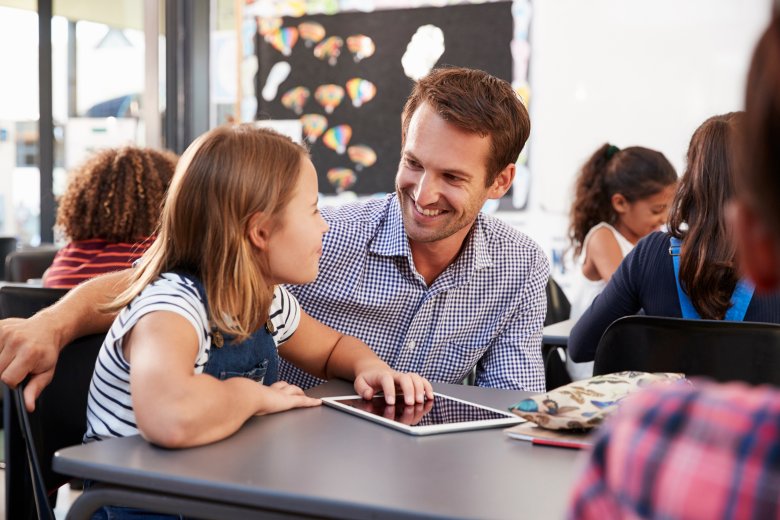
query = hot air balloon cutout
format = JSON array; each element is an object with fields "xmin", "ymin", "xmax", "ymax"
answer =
[
  {"xmin": 313, "ymin": 36, "xmax": 343, "ymax": 66},
  {"xmin": 346, "ymin": 35, "xmax": 375, "ymax": 62},
  {"xmin": 345, "ymin": 78, "xmax": 377, "ymax": 108},
  {"xmin": 268, "ymin": 27, "xmax": 298, "ymax": 57},
  {"xmin": 327, "ymin": 168, "xmax": 357, "ymax": 192},
  {"xmin": 298, "ymin": 22, "xmax": 326, "ymax": 48},
  {"xmin": 281, "ymin": 86, "xmax": 310, "ymax": 115},
  {"xmin": 300, "ymin": 114, "xmax": 328, "ymax": 143},
  {"xmin": 323, "ymin": 125, "xmax": 352, "ymax": 155},
  {"xmin": 258, "ymin": 17, "xmax": 283, "ymax": 39},
  {"xmin": 347, "ymin": 145, "xmax": 377, "ymax": 171},
  {"xmin": 314, "ymin": 84, "xmax": 345, "ymax": 114}
]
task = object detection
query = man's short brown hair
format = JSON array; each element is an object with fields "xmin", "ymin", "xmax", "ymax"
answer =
[{"xmin": 401, "ymin": 67, "xmax": 530, "ymax": 187}]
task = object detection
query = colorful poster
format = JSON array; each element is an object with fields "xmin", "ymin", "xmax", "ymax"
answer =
[{"xmin": 255, "ymin": 2, "xmax": 514, "ymax": 196}]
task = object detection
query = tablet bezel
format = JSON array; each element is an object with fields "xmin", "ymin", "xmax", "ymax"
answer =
[{"xmin": 321, "ymin": 392, "xmax": 523, "ymax": 436}]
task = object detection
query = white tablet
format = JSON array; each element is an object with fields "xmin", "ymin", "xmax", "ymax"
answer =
[{"xmin": 322, "ymin": 392, "xmax": 523, "ymax": 436}]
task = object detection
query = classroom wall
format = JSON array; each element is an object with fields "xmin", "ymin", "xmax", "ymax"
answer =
[
  {"xmin": 249, "ymin": 0, "xmax": 775, "ymax": 295},
  {"xmin": 507, "ymin": 0, "xmax": 773, "ymax": 291},
  {"xmin": 528, "ymin": 0, "xmax": 772, "ymax": 213}
]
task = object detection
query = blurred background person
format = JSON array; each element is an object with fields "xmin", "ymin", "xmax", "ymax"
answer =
[{"xmin": 43, "ymin": 146, "xmax": 177, "ymax": 289}]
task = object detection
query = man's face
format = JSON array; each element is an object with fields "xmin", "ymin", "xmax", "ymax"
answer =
[{"xmin": 395, "ymin": 103, "xmax": 511, "ymax": 249}]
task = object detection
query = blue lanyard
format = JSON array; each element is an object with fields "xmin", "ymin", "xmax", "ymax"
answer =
[{"xmin": 669, "ymin": 236, "xmax": 754, "ymax": 321}]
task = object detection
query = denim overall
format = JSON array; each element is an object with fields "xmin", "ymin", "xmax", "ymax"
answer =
[
  {"xmin": 185, "ymin": 273, "xmax": 280, "ymax": 385},
  {"xmin": 88, "ymin": 272, "xmax": 279, "ymax": 520},
  {"xmin": 669, "ymin": 237, "xmax": 754, "ymax": 320}
]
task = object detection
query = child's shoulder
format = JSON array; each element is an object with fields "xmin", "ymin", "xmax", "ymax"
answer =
[
  {"xmin": 269, "ymin": 285, "xmax": 302, "ymax": 344},
  {"xmin": 134, "ymin": 272, "xmax": 205, "ymax": 307},
  {"xmin": 585, "ymin": 223, "xmax": 622, "ymax": 252}
]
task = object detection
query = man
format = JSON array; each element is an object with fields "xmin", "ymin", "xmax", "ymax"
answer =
[
  {"xmin": 282, "ymin": 67, "xmax": 547, "ymax": 391},
  {"xmin": 0, "ymin": 67, "xmax": 548, "ymax": 413},
  {"xmin": 568, "ymin": 11, "xmax": 780, "ymax": 518}
]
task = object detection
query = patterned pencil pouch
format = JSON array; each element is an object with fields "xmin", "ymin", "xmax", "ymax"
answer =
[{"xmin": 509, "ymin": 371, "xmax": 686, "ymax": 430}]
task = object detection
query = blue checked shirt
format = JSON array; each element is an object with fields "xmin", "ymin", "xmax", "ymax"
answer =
[{"xmin": 280, "ymin": 194, "xmax": 548, "ymax": 391}]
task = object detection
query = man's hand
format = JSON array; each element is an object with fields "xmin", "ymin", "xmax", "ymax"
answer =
[
  {"xmin": 354, "ymin": 369, "xmax": 433, "ymax": 406},
  {"xmin": 0, "ymin": 316, "xmax": 63, "ymax": 412}
]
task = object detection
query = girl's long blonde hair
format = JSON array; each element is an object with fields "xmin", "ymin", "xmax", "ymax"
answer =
[{"xmin": 106, "ymin": 125, "xmax": 307, "ymax": 341}]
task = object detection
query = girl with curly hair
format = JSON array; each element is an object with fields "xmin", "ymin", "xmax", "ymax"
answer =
[
  {"xmin": 568, "ymin": 144, "xmax": 678, "ymax": 321},
  {"xmin": 43, "ymin": 146, "xmax": 177, "ymax": 288}
]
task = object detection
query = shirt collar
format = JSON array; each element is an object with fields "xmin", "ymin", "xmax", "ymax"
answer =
[
  {"xmin": 369, "ymin": 194, "xmax": 494, "ymax": 274},
  {"xmin": 369, "ymin": 194, "xmax": 410, "ymax": 257}
]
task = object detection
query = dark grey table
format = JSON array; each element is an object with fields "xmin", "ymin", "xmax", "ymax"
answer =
[
  {"xmin": 543, "ymin": 318, "xmax": 576, "ymax": 347},
  {"xmin": 55, "ymin": 381, "xmax": 584, "ymax": 519}
]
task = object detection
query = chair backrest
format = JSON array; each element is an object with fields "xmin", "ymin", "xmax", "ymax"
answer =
[
  {"xmin": 593, "ymin": 315, "xmax": 780, "ymax": 385},
  {"xmin": 4, "ymin": 245, "xmax": 59, "ymax": 283},
  {"xmin": 545, "ymin": 277, "xmax": 571, "ymax": 327},
  {"xmin": 542, "ymin": 278, "xmax": 573, "ymax": 390},
  {"xmin": 0, "ymin": 236, "xmax": 18, "ymax": 280},
  {"xmin": 1, "ymin": 286, "xmax": 103, "ymax": 520}
]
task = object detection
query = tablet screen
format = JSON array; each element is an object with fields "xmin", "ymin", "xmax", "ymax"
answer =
[
  {"xmin": 334, "ymin": 395, "xmax": 507, "ymax": 425},
  {"xmin": 322, "ymin": 392, "xmax": 522, "ymax": 435}
]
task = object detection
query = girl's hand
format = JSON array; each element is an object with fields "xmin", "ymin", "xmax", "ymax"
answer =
[
  {"xmin": 353, "ymin": 370, "xmax": 434, "ymax": 406},
  {"xmin": 258, "ymin": 381, "xmax": 322, "ymax": 415}
]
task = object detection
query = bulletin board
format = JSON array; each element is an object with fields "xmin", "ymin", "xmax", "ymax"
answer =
[{"xmin": 254, "ymin": 2, "xmax": 513, "ymax": 195}]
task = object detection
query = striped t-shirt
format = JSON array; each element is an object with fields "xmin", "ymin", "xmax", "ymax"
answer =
[
  {"xmin": 43, "ymin": 238, "xmax": 152, "ymax": 289},
  {"xmin": 84, "ymin": 272, "xmax": 300, "ymax": 442}
]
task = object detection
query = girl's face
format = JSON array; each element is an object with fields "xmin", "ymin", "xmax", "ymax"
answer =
[
  {"xmin": 264, "ymin": 157, "xmax": 329, "ymax": 285},
  {"xmin": 613, "ymin": 183, "xmax": 677, "ymax": 243}
]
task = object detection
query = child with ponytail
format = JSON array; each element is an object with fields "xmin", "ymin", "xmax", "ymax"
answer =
[
  {"xmin": 569, "ymin": 143, "xmax": 678, "ymax": 320},
  {"xmin": 565, "ymin": 143, "xmax": 677, "ymax": 379}
]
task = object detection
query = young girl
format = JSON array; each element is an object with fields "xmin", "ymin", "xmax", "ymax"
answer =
[
  {"xmin": 568, "ymin": 112, "xmax": 780, "ymax": 364},
  {"xmin": 84, "ymin": 125, "xmax": 432, "ymax": 453},
  {"xmin": 568, "ymin": 144, "xmax": 678, "ymax": 320},
  {"xmin": 565, "ymin": 144, "xmax": 677, "ymax": 379}
]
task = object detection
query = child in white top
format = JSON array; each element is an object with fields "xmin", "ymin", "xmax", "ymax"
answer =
[
  {"xmin": 565, "ymin": 143, "xmax": 678, "ymax": 379},
  {"xmin": 85, "ymin": 125, "xmax": 433, "ymax": 450}
]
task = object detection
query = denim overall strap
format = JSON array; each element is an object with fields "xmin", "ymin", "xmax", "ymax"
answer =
[
  {"xmin": 179, "ymin": 272, "xmax": 279, "ymax": 385},
  {"xmin": 725, "ymin": 278, "xmax": 755, "ymax": 321},
  {"xmin": 669, "ymin": 237, "xmax": 754, "ymax": 321}
]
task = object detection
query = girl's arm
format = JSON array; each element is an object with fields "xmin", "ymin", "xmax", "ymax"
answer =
[
  {"xmin": 569, "ymin": 246, "xmax": 644, "ymax": 362},
  {"xmin": 278, "ymin": 310, "xmax": 433, "ymax": 405},
  {"xmin": 583, "ymin": 227, "xmax": 624, "ymax": 282},
  {"xmin": 129, "ymin": 311, "xmax": 320, "ymax": 448}
]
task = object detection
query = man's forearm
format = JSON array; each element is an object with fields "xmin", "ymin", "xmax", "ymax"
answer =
[{"xmin": 39, "ymin": 269, "xmax": 132, "ymax": 348}]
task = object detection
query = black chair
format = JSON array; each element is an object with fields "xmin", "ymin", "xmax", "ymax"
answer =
[
  {"xmin": 542, "ymin": 277, "xmax": 573, "ymax": 390},
  {"xmin": 1, "ymin": 286, "xmax": 103, "ymax": 520},
  {"xmin": 0, "ymin": 236, "xmax": 18, "ymax": 280},
  {"xmin": 544, "ymin": 277, "xmax": 571, "ymax": 327},
  {"xmin": 4, "ymin": 245, "xmax": 60, "ymax": 283},
  {"xmin": 593, "ymin": 315, "xmax": 780, "ymax": 385}
]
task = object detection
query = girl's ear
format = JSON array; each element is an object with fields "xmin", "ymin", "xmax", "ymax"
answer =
[
  {"xmin": 611, "ymin": 193, "xmax": 629, "ymax": 214},
  {"xmin": 247, "ymin": 211, "xmax": 271, "ymax": 251}
]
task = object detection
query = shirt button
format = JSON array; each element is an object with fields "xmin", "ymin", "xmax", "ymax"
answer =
[{"xmin": 407, "ymin": 340, "xmax": 416, "ymax": 350}]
